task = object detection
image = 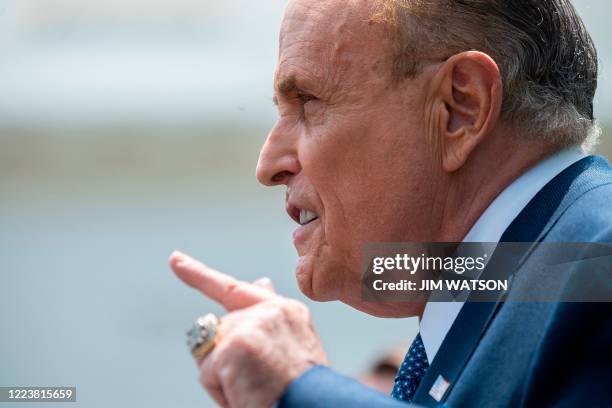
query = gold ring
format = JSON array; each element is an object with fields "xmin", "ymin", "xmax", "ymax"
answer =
[{"xmin": 186, "ymin": 313, "xmax": 219, "ymax": 360}]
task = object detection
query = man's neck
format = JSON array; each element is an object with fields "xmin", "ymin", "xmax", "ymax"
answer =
[{"xmin": 433, "ymin": 138, "xmax": 557, "ymax": 242}]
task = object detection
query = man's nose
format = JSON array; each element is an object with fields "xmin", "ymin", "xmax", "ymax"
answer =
[{"xmin": 256, "ymin": 123, "xmax": 301, "ymax": 186}]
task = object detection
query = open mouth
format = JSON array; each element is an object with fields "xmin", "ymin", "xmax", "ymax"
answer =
[{"xmin": 287, "ymin": 204, "xmax": 320, "ymax": 226}]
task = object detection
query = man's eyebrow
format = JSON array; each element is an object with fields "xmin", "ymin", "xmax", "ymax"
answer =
[{"xmin": 273, "ymin": 76, "xmax": 302, "ymax": 103}]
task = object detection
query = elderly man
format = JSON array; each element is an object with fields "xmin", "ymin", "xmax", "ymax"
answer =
[{"xmin": 170, "ymin": 0, "xmax": 612, "ymax": 407}]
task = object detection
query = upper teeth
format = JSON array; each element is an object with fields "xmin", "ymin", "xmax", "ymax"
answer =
[{"xmin": 299, "ymin": 210, "xmax": 319, "ymax": 225}]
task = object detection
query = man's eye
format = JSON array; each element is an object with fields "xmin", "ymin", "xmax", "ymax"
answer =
[{"xmin": 297, "ymin": 92, "xmax": 317, "ymax": 104}]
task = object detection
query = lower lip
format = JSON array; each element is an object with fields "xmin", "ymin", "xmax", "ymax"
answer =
[{"xmin": 292, "ymin": 218, "xmax": 321, "ymax": 245}]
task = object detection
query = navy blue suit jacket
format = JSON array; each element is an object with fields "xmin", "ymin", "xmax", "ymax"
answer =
[{"xmin": 279, "ymin": 155, "xmax": 612, "ymax": 407}]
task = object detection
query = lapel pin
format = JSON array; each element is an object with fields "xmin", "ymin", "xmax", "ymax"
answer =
[{"xmin": 429, "ymin": 374, "xmax": 451, "ymax": 402}]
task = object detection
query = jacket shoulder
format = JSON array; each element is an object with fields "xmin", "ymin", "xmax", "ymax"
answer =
[
  {"xmin": 546, "ymin": 181, "xmax": 612, "ymax": 242},
  {"xmin": 544, "ymin": 156, "xmax": 612, "ymax": 242}
]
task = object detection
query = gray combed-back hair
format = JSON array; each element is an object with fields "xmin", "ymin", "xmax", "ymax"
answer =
[{"xmin": 372, "ymin": 0, "xmax": 600, "ymax": 149}]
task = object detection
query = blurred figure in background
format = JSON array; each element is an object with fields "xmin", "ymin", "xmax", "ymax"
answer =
[{"xmin": 358, "ymin": 345, "xmax": 407, "ymax": 394}]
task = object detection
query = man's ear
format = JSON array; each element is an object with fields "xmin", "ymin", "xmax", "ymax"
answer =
[{"xmin": 427, "ymin": 51, "xmax": 502, "ymax": 172}]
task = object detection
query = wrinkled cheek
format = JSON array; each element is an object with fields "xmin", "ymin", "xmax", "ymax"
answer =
[{"xmin": 295, "ymin": 146, "xmax": 365, "ymax": 301}]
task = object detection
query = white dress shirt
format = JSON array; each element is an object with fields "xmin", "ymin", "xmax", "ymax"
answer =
[{"xmin": 419, "ymin": 146, "xmax": 586, "ymax": 362}]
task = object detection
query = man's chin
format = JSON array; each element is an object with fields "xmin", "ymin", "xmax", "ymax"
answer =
[{"xmin": 295, "ymin": 255, "xmax": 338, "ymax": 302}]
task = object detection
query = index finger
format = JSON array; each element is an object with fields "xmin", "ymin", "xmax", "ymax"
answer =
[{"xmin": 169, "ymin": 250, "xmax": 274, "ymax": 311}]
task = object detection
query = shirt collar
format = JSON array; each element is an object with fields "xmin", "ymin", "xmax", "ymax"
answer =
[{"xmin": 419, "ymin": 146, "xmax": 586, "ymax": 362}]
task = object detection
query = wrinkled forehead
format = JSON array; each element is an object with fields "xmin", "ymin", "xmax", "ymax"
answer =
[
  {"xmin": 278, "ymin": 0, "xmax": 385, "ymax": 79},
  {"xmin": 280, "ymin": 0, "xmax": 361, "ymax": 47}
]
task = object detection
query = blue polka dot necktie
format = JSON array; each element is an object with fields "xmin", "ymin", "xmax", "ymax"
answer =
[{"xmin": 391, "ymin": 333, "xmax": 430, "ymax": 402}]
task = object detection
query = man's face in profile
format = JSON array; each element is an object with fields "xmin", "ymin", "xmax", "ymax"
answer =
[{"xmin": 257, "ymin": 0, "xmax": 438, "ymax": 315}]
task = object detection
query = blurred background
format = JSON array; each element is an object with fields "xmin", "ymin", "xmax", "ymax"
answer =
[{"xmin": 0, "ymin": 1, "xmax": 610, "ymax": 407}]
